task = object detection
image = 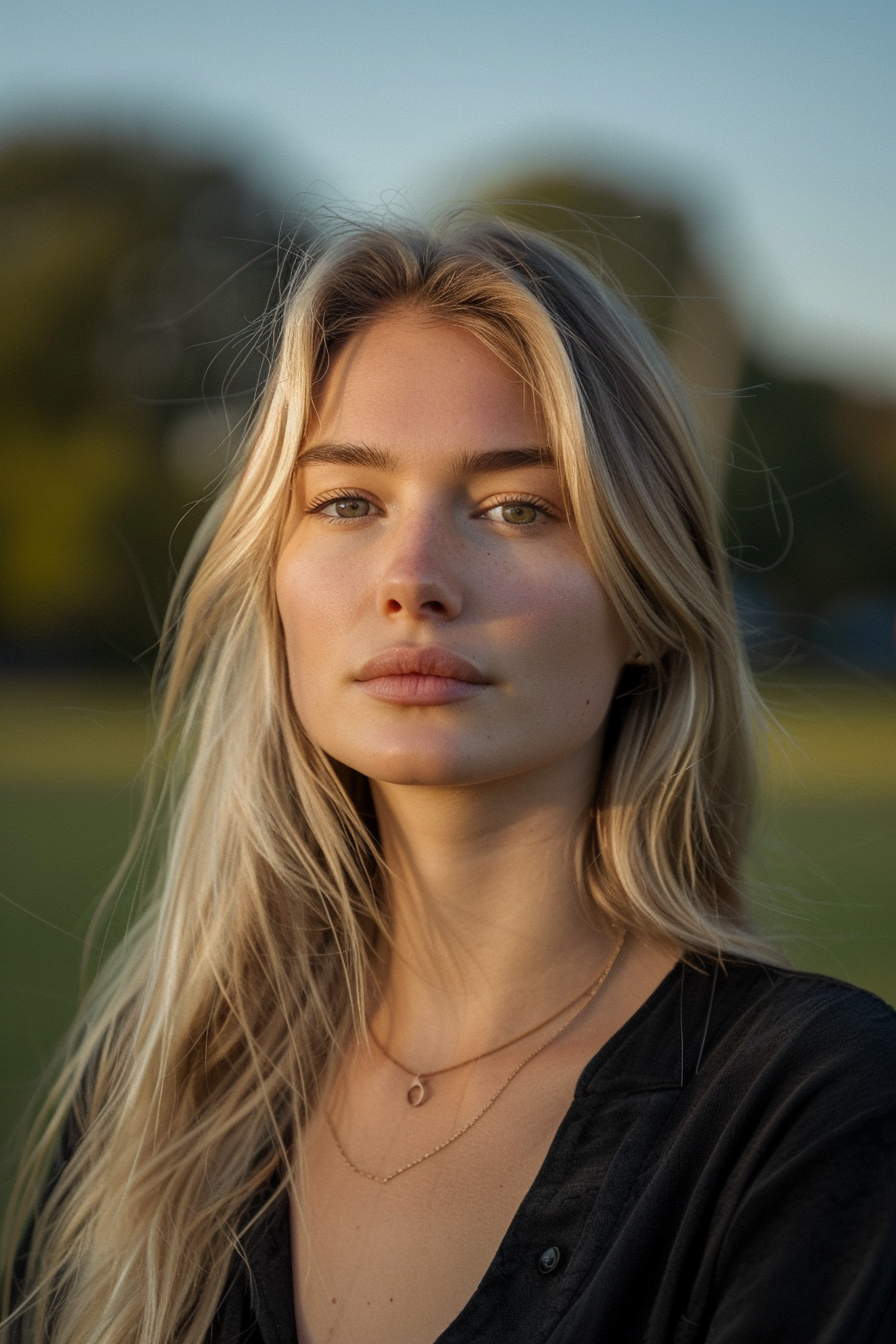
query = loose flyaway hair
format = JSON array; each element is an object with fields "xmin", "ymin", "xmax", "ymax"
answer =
[{"xmin": 2, "ymin": 215, "xmax": 770, "ymax": 1344}]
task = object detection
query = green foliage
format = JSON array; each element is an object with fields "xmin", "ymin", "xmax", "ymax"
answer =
[
  {"xmin": 0, "ymin": 132, "xmax": 309, "ymax": 665},
  {"xmin": 726, "ymin": 361, "xmax": 896, "ymax": 621}
]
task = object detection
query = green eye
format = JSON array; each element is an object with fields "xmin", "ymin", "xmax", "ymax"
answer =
[
  {"xmin": 500, "ymin": 503, "xmax": 539, "ymax": 525},
  {"xmin": 329, "ymin": 498, "xmax": 372, "ymax": 518}
]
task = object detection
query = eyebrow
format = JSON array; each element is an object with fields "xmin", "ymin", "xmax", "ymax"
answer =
[{"xmin": 297, "ymin": 443, "xmax": 555, "ymax": 473}]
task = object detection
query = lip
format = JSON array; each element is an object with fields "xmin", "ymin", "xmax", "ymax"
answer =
[{"xmin": 355, "ymin": 646, "xmax": 491, "ymax": 705}]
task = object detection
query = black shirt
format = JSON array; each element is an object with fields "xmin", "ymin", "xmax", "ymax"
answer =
[{"xmin": 211, "ymin": 958, "xmax": 896, "ymax": 1344}]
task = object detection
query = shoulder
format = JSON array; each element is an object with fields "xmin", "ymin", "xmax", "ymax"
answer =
[
  {"xmin": 692, "ymin": 958, "xmax": 896, "ymax": 1115},
  {"xmin": 712, "ymin": 956, "xmax": 896, "ymax": 1034}
]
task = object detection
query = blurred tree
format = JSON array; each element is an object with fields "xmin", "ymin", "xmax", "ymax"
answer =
[
  {"xmin": 725, "ymin": 361, "xmax": 896, "ymax": 631},
  {"xmin": 834, "ymin": 394, "xmax": 896, "ymax": 527},
  {"xmin": 0, "ymin": 131, "xmax": 310, "ymax": 667}
]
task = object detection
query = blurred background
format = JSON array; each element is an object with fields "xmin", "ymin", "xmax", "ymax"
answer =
[{"xmin": 2, "ymin": 0, "xmax": 895, "ymax": 1171}]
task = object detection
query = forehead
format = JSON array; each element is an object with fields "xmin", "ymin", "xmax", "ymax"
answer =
[{"xmin": 306, "ymin": 312, "xmax": 543, "ymax": 457}]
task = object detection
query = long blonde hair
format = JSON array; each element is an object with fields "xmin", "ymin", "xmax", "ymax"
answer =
[{"xmin": 3, "ymin": 217, "xmax": 771, "ymax": 1344}]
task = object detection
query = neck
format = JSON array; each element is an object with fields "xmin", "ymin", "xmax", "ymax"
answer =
[{"xmin": 369, "ymin": 749, "xmax": 615, "ymax": 1064}]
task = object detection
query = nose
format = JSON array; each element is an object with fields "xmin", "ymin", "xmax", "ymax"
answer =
[{"xmin": 377, "ymin": 509, "xmax": 463, "ymax": 622}]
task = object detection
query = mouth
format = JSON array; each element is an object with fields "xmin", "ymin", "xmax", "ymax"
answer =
[{"xmin": 355, "ymin": 646, "xmax": 491, "ymax": 705}]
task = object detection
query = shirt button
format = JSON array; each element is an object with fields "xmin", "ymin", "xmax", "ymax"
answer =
[{"xmin": 538, "ymin": 1246, "xmax": 561, "ymax": 1275}]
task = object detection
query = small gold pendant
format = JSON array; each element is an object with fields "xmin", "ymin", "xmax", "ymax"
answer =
[{"xmin": 407, "ymin": 1076, "xmax": 427, "ymax": 1106}]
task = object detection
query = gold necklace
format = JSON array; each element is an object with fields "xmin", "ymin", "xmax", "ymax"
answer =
[
  {"xmin": 326, "ymin": 931, "xmax": 625, "ymax": 1185},
  {"xmin": 370, "ymin": 944, "xmax": 626, "ymax": 1107}
]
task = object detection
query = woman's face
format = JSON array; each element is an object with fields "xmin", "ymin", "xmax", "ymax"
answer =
[{"xmin": 276, "ymin": 311, "xmax": 633, "ymax": 788}]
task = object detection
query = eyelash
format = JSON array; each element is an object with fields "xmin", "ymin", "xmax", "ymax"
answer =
[
  {"xmin": 478, "ymin": 493, "xmax": 557, "ymax": 524},
  {"xmin": 305, "ymin": 488, "xmax": 376, "ymax": 514},
  {"xmin": 305, "ymin": 489, "xmax": 557, "ymax": 524}
]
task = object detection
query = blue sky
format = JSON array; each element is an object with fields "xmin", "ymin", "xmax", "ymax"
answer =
[{"xmin": 4, "ymin": 0, "xmax": 895, "ymax": 391}]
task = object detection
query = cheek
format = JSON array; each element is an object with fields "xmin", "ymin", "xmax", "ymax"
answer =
[
  {"xmin": 494, "ymin": 562, "xmax": 628, "ymax": 700},
  {"xmin": 274, "ymin": 545, "xmax": 357, "ymax": 699}
]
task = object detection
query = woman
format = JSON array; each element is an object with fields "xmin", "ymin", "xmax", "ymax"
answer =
[{"xmin": 4, "ymin": 219, "xmax": 896, "ymax": 1344}]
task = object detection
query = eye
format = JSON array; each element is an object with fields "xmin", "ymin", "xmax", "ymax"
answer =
[
  {"xmin": 328, "ymin": 497, "xmax": 372, "ymax": 518},
  {"xmin": 480, "ymin": 498, "xmax": 551, "ymax": 526},
  {"xmin": 496, "ymin": 502, "xmax": 539, "ymax": 525},
  {"xmin": 309, "ymin": 493, "xmax": 378, "ymax": 520}
]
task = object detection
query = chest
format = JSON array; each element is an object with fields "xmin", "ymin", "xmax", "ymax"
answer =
[{"xmin": 292, "ymin": 1056, "xmax": 585, "ymax": 1344}]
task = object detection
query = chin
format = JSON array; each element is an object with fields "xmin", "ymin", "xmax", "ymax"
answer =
[
  {"xmin": 346, "ymin": 750, "xmax": 485, "ymax": 789},
  {"xmin": 324, "ymin": 730, "xmax": 508, "ymax": 789}
]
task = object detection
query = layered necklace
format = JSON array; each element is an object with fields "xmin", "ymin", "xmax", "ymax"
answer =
[{"xmin": 326, "ymin": 931, "xmax": 625, "ymax": 1184}]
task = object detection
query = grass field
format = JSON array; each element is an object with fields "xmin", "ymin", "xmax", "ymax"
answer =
[{"xmin": 2, "ymin": 675, "xmax": 896, "ymax": 1181}]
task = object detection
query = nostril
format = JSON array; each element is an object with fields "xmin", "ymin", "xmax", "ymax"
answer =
[{"xmin": 385, "ymin": 599, "xmax": 403, "ymax": 613}]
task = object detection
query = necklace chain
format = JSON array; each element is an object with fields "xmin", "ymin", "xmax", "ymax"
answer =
[
  {"xmin": 326, "ymin": 931, "xmax": 625, "ymax": 1184},
  {"xmin": 370, "ymin": 945, "xmax": 626, "ymax": 1086}
]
